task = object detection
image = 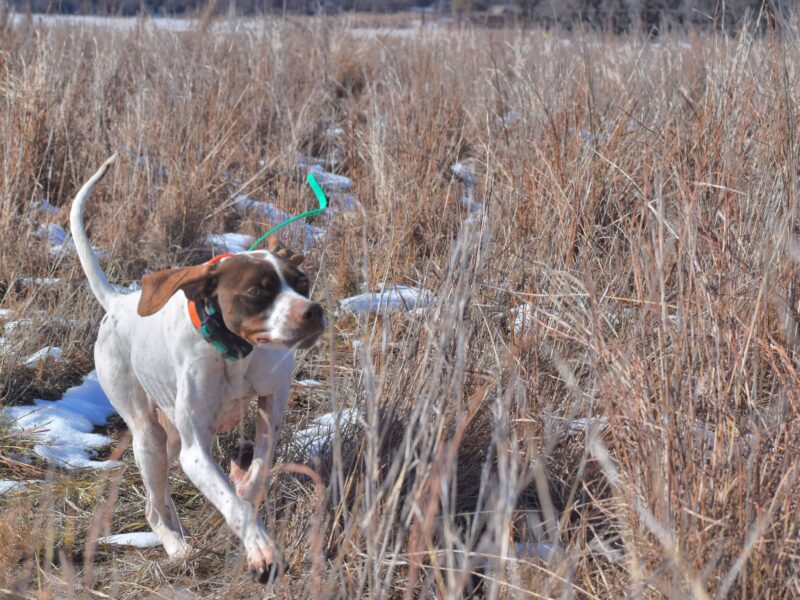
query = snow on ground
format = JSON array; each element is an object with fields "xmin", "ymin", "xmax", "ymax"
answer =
[
  {"xmin": 511, "ymin": 303, "xmax": 563, "ymax": 336},
  {"xmin": 18, "ymin": 276, "xmax": 60, "ymax": 287},
  {"xmin": 31, "ymin": 199, "xmax": 58, "ymax": 215},
  {"xmin": 330, "ymin": 192, "xmax": 361, "ymax": 212},
  {"xmin": 1, "ymin": 318, "xmax": 32, "ymax": 346},
  {"xmin": 452, "ymin": 161, "xmax": 481, "ymax": 214},
  {"xmin": 2, "ymin": 371, "xmax": 123, "ymax": 470},
  {"xmin": 96, "ymin": 532, "xmax": 163, "ymax": 548},
  {"xmin": 24, "ymin": 346, "xmax": 63, "ymax": 367},
  {"xmin": 9, "ymin": 13, "xmax": 431, "ymax": 39},
  {"xmin": 35, "ymin": 223, "xmax": 106, "ymax": 258},
  {"xmin": 207, "ymin": 232, "xmax": 254, "ymax": 255},
  {"xmin": 293, "ymin": 408, "xmax": 361, "ymax": 459},
  {"xmin": 234, "ymin": 194, "xmax": 325, "ymax": 248},
  {"xmin": 568, "ymin": 416, "xmax": 608, "ymax": 433},
  {"xmin": 295, "ymin": 379, "xmax": 323, "ymax": 387},
  {"xmin": 298, "ymin": 156, "xmax": 360, "ymax": 213},
  {"xmin": 451, "ymin": 161, "xmax": 475, "ymax": 187},
  {"xmin": 516, "ymin": 542, "xmax": 556, "ymax": 560},
  {"xmin": 338, "ymin": 285, "xmax": 434, "ymax": 316},
  {"xmin": 36, "ymin": 223, "xmax": 68, "ymax": 254},
  {"xmin": 308, "ymin": 165, "xmax": 352, "ymax": 191},
  {"xmin": 9, "ymin": 13, "xmax": 196, "ymax": 31},
  {"xmin": 0, "ymin": 480, "xmax": 42, "ymax": 494},
  {"xmin": 135, "ymin": 155, "xmax": 169, "ymax": 180},
  {"xmin": 112, "ymin": 282, "xmax": 142, "ymax": 294},
  {"xmin": 296, "ymin": 153, "xmax": 327, "ymax": 170}
]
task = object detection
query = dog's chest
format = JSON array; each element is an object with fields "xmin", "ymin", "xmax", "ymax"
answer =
[
  {"xmin": 215, "ymin": 394, "xmax": 254, "ymax": 433},
  {"xmin": 212, "ymin": 350, "xmax": 294, "ymax": 433}
]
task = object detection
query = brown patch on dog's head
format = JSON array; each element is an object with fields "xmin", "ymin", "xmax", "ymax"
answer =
[
  {"xmin": 138, "ymin": 262, "xmax": 218, "ymax": 316},
  {"xmin": 267, "ymin": 238, "xmax": 305, "ymax": 266},
  {"xmin": 138, "ymin": 248, "xmax": 325, "ymax": 349}
]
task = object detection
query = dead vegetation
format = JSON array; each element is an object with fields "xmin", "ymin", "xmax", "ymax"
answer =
[{"xmin": 1, "ymin": 12, "xmax": 800, "ymax": 598}]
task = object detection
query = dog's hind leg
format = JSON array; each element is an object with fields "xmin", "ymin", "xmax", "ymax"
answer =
[
  {"xmin": 157, "ymin": 410, "xmax": 186, "ymax": 538},
  {"xmin": 158, "ymin": 408, "xmax": 182, "ymax": 467},
  {"xmin": 96, "ymin": 353, "xmax": 188, "ymax": 557},
  {"xmin": 131, "ymin": 417, "xmax": 190, "ymax": 557}
]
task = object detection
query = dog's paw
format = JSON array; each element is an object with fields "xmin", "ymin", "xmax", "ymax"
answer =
[
  {"xmin": 162, "ymin": 534, "xmax": 192, "ymax": 559},
  {"xmin": 245, "ymin": 529, "xmax": 283, "ymax": 584},
  {"xmin": 165, "ymin": 544, "xmax": 193, "ymax": 563}
]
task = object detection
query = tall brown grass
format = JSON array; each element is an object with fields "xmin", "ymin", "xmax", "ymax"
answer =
[{"xmin": 1, "ymin": 12, "xmax": 800, "ymax": 598}]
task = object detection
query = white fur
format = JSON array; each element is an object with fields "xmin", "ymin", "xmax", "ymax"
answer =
[{"xmin": 70, "ymin": 156, "xmax": 301, "ymax": 577}]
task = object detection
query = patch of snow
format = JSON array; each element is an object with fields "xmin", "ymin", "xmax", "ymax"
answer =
[
  {"xmin": 112, "ymin": 282, "xmax": 141, "ymax": 294},
  {"xmin": 349, "ymin": 27, "xmax": 417, "ymax": 39},
  {"xmin": 516, "ymin": 542, "xmax": 557, "ymax": 560},
  {"xmin": 0, "ymin": 479, "xmax": 41, "ymax": 494},
  {"xmin": 6, "ymin": 452, "xmax": 32, "ymax": 465},
  {"xmin": 0, "ymin": 309, "xmax": 13, "ymax": 319},
  {"xmin": 35, "ymin": 223, "xmax": 106, "ymax": 258},
  {"xmin": 330, "ymin": 192, "xmax": 361, "ymax": 212},
  {"xmin": 451, "ymin": 162, "xmax": 475, "ymax": 187},
  {"xmin": 24, "ymin": 346, "xmax": 63, "ymax": 367},
  {"xmin": 579, "ymin": 129, "xmax": 609, "ymax": 144},
  {"xmin": 136, "ymin": 156, "xmax": 169, "ymax": 180},
  {"xmin": 339, "ymin": 285, "xmax": 435, "ymax": 316},
  {"xmin": 33, "ymin": 444, "xmax": 122, "ymax": 470},
  {"xmin": 9, "ymin": 13, "xmax": 196, "ymax": 31},
  {"xmin": 295, "ymin": 379, "xmax": 323, "ymax": 387},
  {"xmin": 96, "ymin": 531, "xmax": 163, "ymax": 548},
  {"xmin": 3, "ymin": 318, "xmax": 32, "ymax": 337},
  {"xmin": 501, "ymin": 110, "xmax": 521, "ymax": 126},
  {"xmin": 18, "ymin": 276, "xmax": 61, "ymax": 287},
  {"xmin": 297, "ymin": 148, "xmax": 344, "ymax": 170},
  {"xmin": 234, "ymin": 195, "xmax": 325, "ymax": 248},
  {"xmin": 460, "ymin": 196, "xmax": 482, "ymax": 213},
  {"xmin": 0, "ymin": 481, "xmax": 22, "ymax": 494},
  {"xmin": 36, "ymin": 223, "xmax": 67, "ymax": 247},
  {"xmin": 452, "ymin": 161, "xmax": 481, "ymax": 213},
  {"xmin": 31, "ymin": 199, "xmax": 58, "ymax": 215},
  {"xmin": 511, "ymin": 303, "xmax": 562, "ymax": 336},
  {"xmin": 2, "ymin": 371, "xmax": 123, "ymax": 470},
  {"xmin": 568, "ymin": 416, "xmax": 608, "ymax": 433},
  {"xmin": 234, "ymin": 195, "xmax": 290, "ymax": 222},
  {"xmin": 325, "ymin": 126, "xmax": 345, "ymax": 138},
  {"xmin": 308, "ymin": 165, "xmax": 352, "ymax": 191},
  {"xmin": 293, "ymin": 408, "xmax": 361, "ymax": 458},
  {"xmin": 207, "ymin": 233, "xmax": 254, "ymax": 255},
  {"xmin": 296, "ymin": 152, "xmax": 326, "ymax": 169},
  {"xmin": 34, "ymin": 371, "xmax": 117, "ymax": 427}
]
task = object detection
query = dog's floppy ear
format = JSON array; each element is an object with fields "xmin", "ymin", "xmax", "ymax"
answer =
[
  {"xmin": 267, "ymin": 238, "xmax": 305, "ymax": 266},
  {"xmin": 138, "ymin": 263, "xmax": 216, "ymax": 317}
]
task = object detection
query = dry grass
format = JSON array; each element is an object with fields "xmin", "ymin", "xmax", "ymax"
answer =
[{"xmin": 1, "ymin": 11, "xmax": 800, "ymax": 598}]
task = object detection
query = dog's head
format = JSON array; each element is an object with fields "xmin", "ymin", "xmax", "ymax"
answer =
[{"xmin": 137, "ymin": 240, "xmax": 325, "ymax": 350}]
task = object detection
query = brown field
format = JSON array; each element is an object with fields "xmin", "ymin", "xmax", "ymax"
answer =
[{"xmin": 1, "ymin": 11, "xmax": 800, "ymax": 599}]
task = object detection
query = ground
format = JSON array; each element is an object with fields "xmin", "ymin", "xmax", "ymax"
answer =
[{"xmin": 1, "ymin": 11, "xmax": 800, "ymax": 599}]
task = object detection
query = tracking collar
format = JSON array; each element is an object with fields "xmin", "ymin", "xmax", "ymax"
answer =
[{"xmin": 187, "ymin": 254, "xmax": 253, "ymax": 362}]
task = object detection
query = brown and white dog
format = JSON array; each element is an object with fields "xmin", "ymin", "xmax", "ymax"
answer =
[{"xmin": 70, "ymin": 155, "xmax": 325, "ymax": 581}]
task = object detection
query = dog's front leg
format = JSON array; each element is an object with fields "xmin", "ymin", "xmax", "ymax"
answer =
[
  {"xmin": 175, "ymin": 380, "xmax": 280, "ymax": 582},
  {"xmin": 234, "ymin": 387, "xmax": 289, "ymax": 508}
]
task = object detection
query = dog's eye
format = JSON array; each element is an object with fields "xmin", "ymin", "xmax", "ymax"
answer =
[
  {"xmin": 248, "ymin": 287, "xmax": 264, "ymax": 298},
  {"xmin": 295, "ymin": 277, "xmax": 309, "ymax": 295}
]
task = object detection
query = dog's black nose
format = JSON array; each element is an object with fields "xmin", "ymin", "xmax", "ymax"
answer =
[{"xmin": 302, "ymin": 302, "xmax": 324, "ymax": 323}]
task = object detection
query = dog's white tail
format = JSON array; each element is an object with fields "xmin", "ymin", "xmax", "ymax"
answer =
[{"xmin": 69, "ymin": 154, "xmax": 119, "ymax": 312}]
